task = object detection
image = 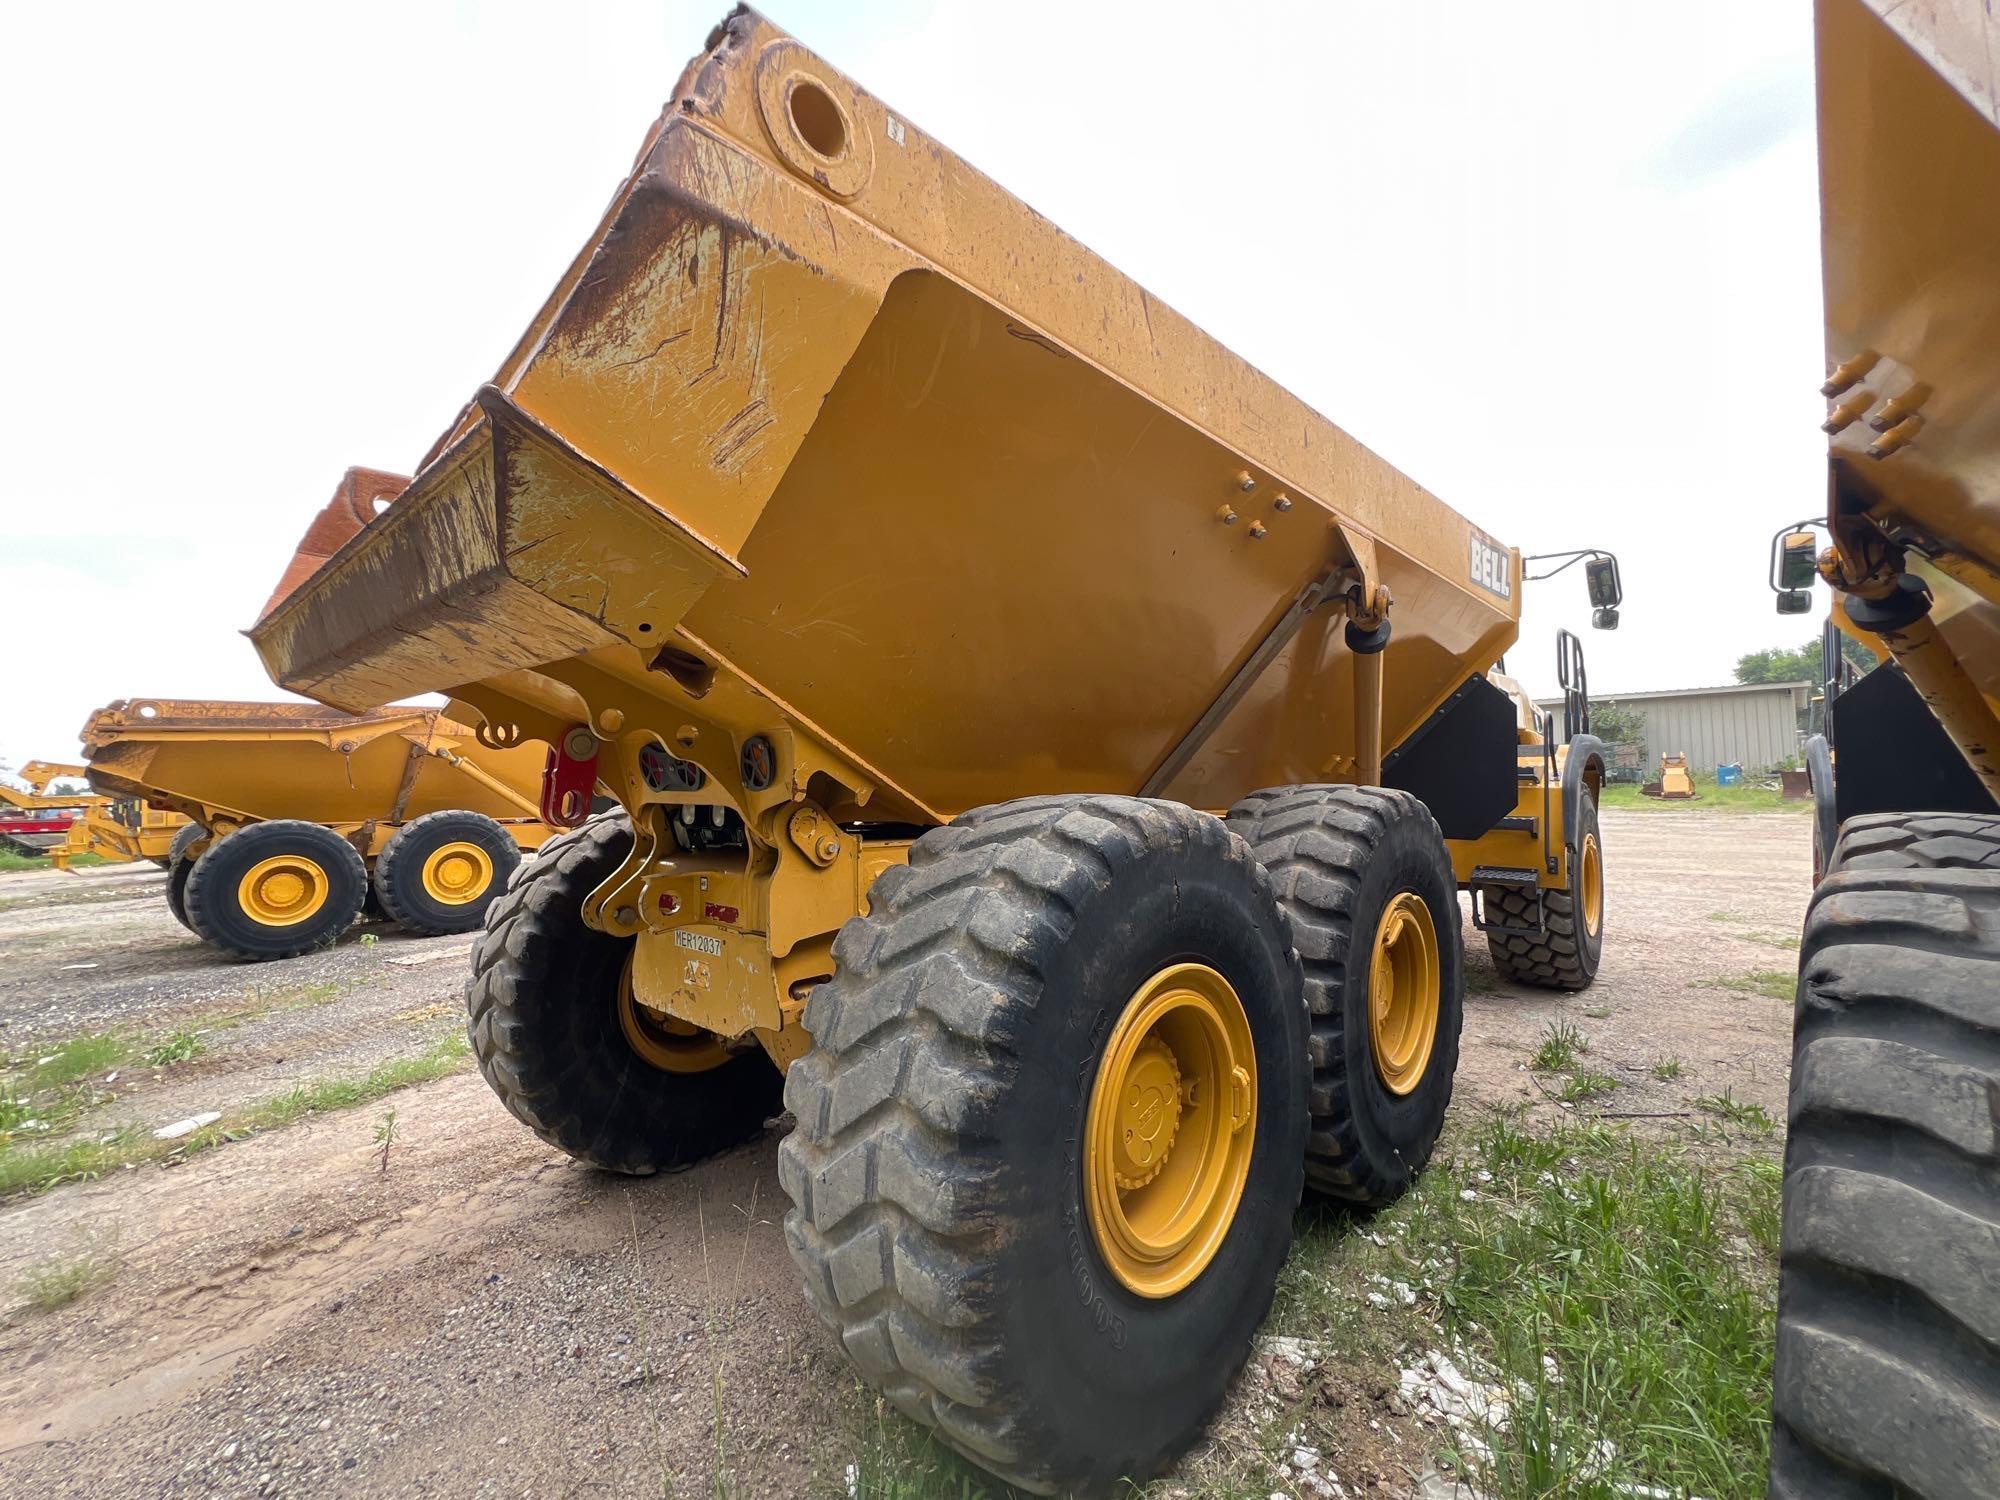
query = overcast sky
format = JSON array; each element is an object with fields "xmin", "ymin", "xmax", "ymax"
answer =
[{"xmin": 0, "ymin": 0, "xmax": 1824, "ymax": 774}]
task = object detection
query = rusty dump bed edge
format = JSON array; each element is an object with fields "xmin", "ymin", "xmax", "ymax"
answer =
[
  {"xmin": 81, "ymin": 699, "xmax": 448, "ymax": 747},
  {"xmin": 252, "ymin": 7, "xmax": 1524, "ymax": 815}
]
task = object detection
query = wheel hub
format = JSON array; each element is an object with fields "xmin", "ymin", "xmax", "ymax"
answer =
[
  {"xmin": 421, "ymin": 840, "xmax": 494, "ymax": 905},
  {"xmin": 1580, "ymin": 832, "xmax": 1604, "ymax": 938},
  {"xmin": 1111, "ymin": 1037, "xmax": 1183, "ymax": 1190},
  {"xmin": 238, "ymin": 855, "xmax": 329, "ymax": 928},
  {"xmin": 1369, "ymin": 891, "xmax": 1441, "ymax": 1096},
  {"xmin": 1084, "ymin": 962, "xmax": 1257, "ymax": 1299}
]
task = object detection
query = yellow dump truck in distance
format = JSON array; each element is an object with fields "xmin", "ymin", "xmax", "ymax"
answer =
[
  {"xmin": 253, "ymin": 10, "xmax": 1620, "ymax": 1492},
  {"xmin": 81, "ymin": 699, "xmax": 557, "ymax": 961}
]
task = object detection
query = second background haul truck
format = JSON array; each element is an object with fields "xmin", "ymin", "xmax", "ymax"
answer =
[{"xmin": 80, "ymin": 699, "xmax": 556, "ymax": 960}]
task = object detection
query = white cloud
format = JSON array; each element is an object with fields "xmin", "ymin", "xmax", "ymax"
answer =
[{"xmin": 0, "ymin": 0, "xmax": 1826, "ymax": 767}]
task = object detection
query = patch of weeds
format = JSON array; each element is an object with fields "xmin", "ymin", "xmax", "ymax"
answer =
[
  {"xmin": 1737, "ymin": 1159, "xmax": 1783, "ymax": 1254},
  {"xmin": 1744, "ymin": 931, "xmax": 1800, "ymax": 952},
  {"xmin": 0, "ymin": 850, "xmax": 105, "ymax": 873},
  {"xmin": 1706, "ymin": 910, "xmax": 1750, "ymax": 925},
  {"xmin": 246, "ymin": 1031, "xmax": 471, "ymax": 1131},
  {"xmin": 1581, "ymin": 1006, "xmax": 1611, "ymax": 1020},
  {"xmin": 1650, "ymin": 1057, "xmax": 1684, "ymax": 1082},
  {"xmin": 1395, "ymin": 1117, "xmax": 1777, "ymax": 1500},
  {"xmin": 0, "ymin": 1033, "xmax": 474, "ymax": 1198},
  {"xmin": 13, "ymin": 1231, "xmax": 119, "ymax": 1312},
  {"xmin": 359, "ymin": 931, "xmax": 379, "ymax": 949},
  {"xmin": 1557, "ymin": 1067, "xmax": 1620, "ymax": 1104},
  {"xmin": 144, "ymin": 1030, "xmax": 205, "ymax": 1068},
  {"xmin": 372, "ymin": 1108, "xmax": 398, "ymax": 1173},
  {"xmin": 0, "ymin": 1131, "xmax": 144, "ymax": 1197},
  {"xmin": 835, "ymin": 1400, "xmax": 1010, "ymax": 1499},
  {"xmin": 26, "ymin": 1032, "xmax": 128, "ymax": 1088},
  {"xmin": 0, "ymin": 1084, "xmax": 34, "ymax": 1132},
  {"xmin": 1695, "ymin": 1090, "xmax": 1775, "ymax": 1135},
  {"xmin": 1715, "ymin": 970, "xmax": 1795, "ymax": 1002},
  {"xmin": 1466, "ymin": 966, "xmax": 1503, "ymax": 996},
  {"xmin": 1531, "ymin": 1020, "xmax": 1587, "ymax": 1073}
]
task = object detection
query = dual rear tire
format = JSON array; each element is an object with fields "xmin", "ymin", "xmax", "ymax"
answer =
[
  {"xmin": 176, "ymin": 811, "xmax": 521, "ymax": 960},
  {"xmin": 781, "ymin": 787, "xmax": 1461, "ymax": 1493},
  {"xmin": 464, "ymin": 789, "xmax": 1464, "ymax": 1497}
]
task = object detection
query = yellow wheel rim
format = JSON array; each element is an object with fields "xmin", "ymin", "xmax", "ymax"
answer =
[
  {"xmin": 1084, "ymin": 962, "xmax": 1257, "ymax": 1299},
  {"xmin": 237, "ymin": 854, "xmax": 331, "ymax": 929},
  {"xmin": 616, "ymin": 961, "xmax": 734, "ymax": 1075},
  {"xmin": 1369, "ymin": 891, "xmax": 1441, "ymax": 1096},
  {"xmin": 1580, "ymin": 832, "xmax": 1604, "ymax": 938},
  {"xmin": 420, "ymin": 840, "xmax": 494, "ymax": 905}
]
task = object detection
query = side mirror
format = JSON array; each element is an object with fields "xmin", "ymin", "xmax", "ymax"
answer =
[
  {"xmin": 1592, "ymin": 606, "xmax": 1620, "ymax": 630},
  {"xmin": 1585, "ymin": 555, "xmax": 1622, "ymax": 610},
  {"xmin": 1778, "ymin": 530, "xmax": 1820, "ymax": 591},
  {"xmin": 1776, "ymin": 589, "xmax": 1813, "ymax": 615}
]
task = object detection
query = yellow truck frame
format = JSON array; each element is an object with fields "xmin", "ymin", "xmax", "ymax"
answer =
[{"xmin": 251, "ymin": 11, "xmax": 1616, "ymax": 1493}]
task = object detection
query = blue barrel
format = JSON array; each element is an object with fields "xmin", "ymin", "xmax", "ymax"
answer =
[{"xmin": 1717, "ymin": 763, "xmax": 1744, "ymax": 787}]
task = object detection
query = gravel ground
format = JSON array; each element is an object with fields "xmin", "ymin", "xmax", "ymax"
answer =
[{"xmin": 0, "ymin": 809, "xmax": 1809, "ymax": 1498}]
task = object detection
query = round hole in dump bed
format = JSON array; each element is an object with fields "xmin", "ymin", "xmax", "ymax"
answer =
[{"xmin": 788, "ymin": 78, "xmax": 847, "ymax": 159}]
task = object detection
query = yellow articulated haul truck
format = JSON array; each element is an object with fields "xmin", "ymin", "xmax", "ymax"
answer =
[
  {"xmin": 80, "ymin": 699, "xmax": 557, "ymax": 961},
  {"xmin": 52, "ymin": 797, "xmax": 192, "ymax": 871},
  {"xmin": 0, "ymin": 762, "xmax": 104, "ymax": 859},
  {"xmin": 1761, "ymin": 4, "xmax": 2000, "ymax": 1497},
  {"xmin": 252, "ymin": 11, "xmax": 1617, "ymax": 1493},
  {"xmin": 0, "ymin": 761, "xmax": 190, "ymax": 871}
]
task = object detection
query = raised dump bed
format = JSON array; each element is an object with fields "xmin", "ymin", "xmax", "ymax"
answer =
[
  {"xmin": 81, "ymin": 699, "xmax": 555, "ymax": 960},
  {"xmin": 251, "ymin": 10, "xmax": 1618, "ymax": 1493}
]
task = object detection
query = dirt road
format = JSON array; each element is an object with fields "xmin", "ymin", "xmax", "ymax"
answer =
[{"xmin": 0, "ymin": 810, "xmax": 1809, "ymax": 1498}]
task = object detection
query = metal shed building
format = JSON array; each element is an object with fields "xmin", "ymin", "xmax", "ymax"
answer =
[{"xmin": 1534, "ymin": 681, "xmax": 1812, "ymax": 775}]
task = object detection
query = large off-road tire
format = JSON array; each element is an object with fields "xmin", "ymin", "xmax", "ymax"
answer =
[
  {"xmin": 779, "ymin": 796, "xmax": 1308, "ymax": 1496},
  {"xmin": 465, "ymin": 816, "xmax": 782, "ymax": 1175},
  {"xmin": 374, "ymin": 809, "xmax": 521, "ymax": 936},
  {"xmin": 181, "ymin": 820, "xmax": 367, "ymax": 961},
  {"xmin": 163, "ymin": 824, "xmax": 205, "ymax": 930},
  {"xmin": 1769, "ymin": 811, "xmax": 2000, "ymax": 1500},
  {"xmin": 1226, "ymin": 785, "xmax": 1463, "ymax": 1205},
  {"xmin": 1484, "ymin": 790, "xmax": 1603, "ymax": 989}
]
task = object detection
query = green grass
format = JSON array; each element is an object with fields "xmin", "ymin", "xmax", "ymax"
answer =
[
  {"xmin": 0, "ymin": 849, "xmax": 107, "ymax": 872},
  {"xmin": 13, "ymin": 1233, "xmax": 119, "ymax": 1312},
  {"xmin": 27, "ymin": 1032, "xmax": 127, "ymax": 1088},
  {"xmin": 143, "ymin": 1030, "xmax": 205, "ymax": 1068},
  {"xmin": 0, "ymin": 1032, "xmax": 473, "ymax": 1199},
  {"xmin": 1556, "ymin": 1067, "xmax": 1621, "ymax": 1104},
  {"xmin": 1599, "ymin": 782, "xmax": 1806, "ymax": 815},
  {"xmin": 838, "ymin": 1113, "xmax": 1782, "ymax": 1500},
  {"xmin": 1715, "ymin": 970, "xmax": 1796, "ymax": 1002},
  {"xmin": 1694, "ymin": 1090, "xmax": 1777, "ymax": 1136},
  {"xmin": 1402, "ymin": 1118, "xmax": 1778, "ymax": 1499},
  {"xmin": 1651, "ymin": 1057, "xmax": 1684, "ymax": 1082},
  {"xmin": 1531, "ymin": 1019, "xmax": 1587, "ymax": 1073}
]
